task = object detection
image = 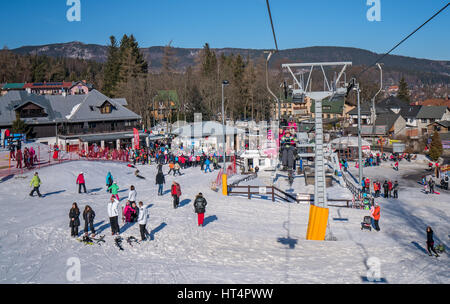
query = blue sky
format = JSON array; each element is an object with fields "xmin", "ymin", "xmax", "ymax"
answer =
[{"xmin": 0, "ymin": 0, "xmax": 449, "ymax": 60}]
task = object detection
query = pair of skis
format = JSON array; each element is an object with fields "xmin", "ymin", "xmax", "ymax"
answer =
[
  {"xmin": 77, "ymin": 235, "xmax": 105, "ymax": 245},
  {"xmin": 114, "ymin": 235, "xmax": 141, "ymax": 251}
]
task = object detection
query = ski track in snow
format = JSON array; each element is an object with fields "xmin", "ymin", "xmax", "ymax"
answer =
[{"xmin": 0, "ymin": 159, "xmax": 448, "ymax": 283}]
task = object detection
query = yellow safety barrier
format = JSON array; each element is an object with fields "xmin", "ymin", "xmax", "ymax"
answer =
[
  {"xmin": 306, "ymin": 204, "xmax": 329, "ymax": 241},
  {"xmin": 222, "ymin": 174, "xmax": 228, "ymax": 196}
]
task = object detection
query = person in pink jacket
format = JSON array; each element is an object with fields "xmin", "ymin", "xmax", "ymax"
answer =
[
  {"xmin": 76, "ymin": 172, "xmax": 86, "ymax": 193},
  {"xmin": 122, "ymin": 201, "xmax": 134, "ymax": 223}
]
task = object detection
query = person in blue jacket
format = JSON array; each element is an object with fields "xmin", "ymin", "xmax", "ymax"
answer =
[
  {"xmin": 204, "ymin": 157, "xmax": 212, "ymax": 173},
  {"xmin": 106, "ymin": 171, "xmax": 113, "ymax": 193}
]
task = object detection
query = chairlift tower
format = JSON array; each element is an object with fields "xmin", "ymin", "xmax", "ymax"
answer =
[{"xmin": 281, "ymin": 62, "xmax": 352, "ymax": 208}]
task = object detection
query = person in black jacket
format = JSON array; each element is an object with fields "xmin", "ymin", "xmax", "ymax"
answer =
[
  {"xmin": 194, "ymin": 193, "xmax": 207, "ymax": 227},
  {"xmin": 69, "ymin": 202, "xmax": 80, "ymax": 237},
  {"xmin": 382, "ymin": 180, "xmax": 389, "ymax": 198},
  {"xmin": 83, "ymin": 205, "xmax": 96, "ymax": 237},
  {"xmin": 156, "ymin": 171, "xmax": 165, "ymax": 196},
  {"xmin": 393, "ymin": 181, "xmax": 399, "ymax": 199},
  {"xmin": 426, "ymin": 226, "xmax": 439, "ymax": 257}
]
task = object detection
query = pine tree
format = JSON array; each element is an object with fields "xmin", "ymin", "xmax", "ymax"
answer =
[
  {"xmin": 103, "ymin": 36, "xmax": 121, "ymax": 97},
  {"xmin": 397, "ymin": 77, "xmax": 410, "ymax": 103},
  {"xmin": 429, "ymin": 130, "xmax": 443, "ymax": 161},
  {"xmin": 11, "ymin": 116, "xmax": 30, "ymax": 137}
]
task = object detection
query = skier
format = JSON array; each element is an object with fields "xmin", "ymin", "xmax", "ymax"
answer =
[
  {"xmin": 69, "ymin": 202, "xmax": 80, "ymax": 237},
  {"xmin": 167, "ymin": 162, "xmax": 175, "ymax": 175},
  {"xmin": 204, "ymin": 158, "xmax": 212, "ymax": 173},
  {"xmin": 76, "ymin": 172, "xmax": 87, "ymax": 194},
  {"xmin": 83, "ymin": 205, "xmax": 96, "ymax": 237},
  {"xmin": 174, "ymin": 162, "xmax": 181, "ymax": 176},
  {"xmin": 382, "ymin": 180, "xmax": 389, "ymax": 198},
  {"xmin": 388, "ymin": 180, "xmax": 393, "ymax": 198},
  {"xmin": 280, "ymin": 130, "xmax": 297, "ymax": 171},
  {"xmin": 138, "ymin": 201, "xmax": 149, "ymax": 241},
  {"xmin": 393, "ymin": 181, "xmax": 399, "ymax": 199},
  {"xmin": 29, "ymin": 172, "xmax": 42, "ymax": 197},
  {"xmin": 171, "ymin": 181, "xmax": 181, "ymax": 209},
  {"xmin": 108, "ymin": 181, "xmax": 120, "ymax": 200},
  {"xmin": 193, "ymin": 192, "xmax": 207, "ymax": 227},
  {"xmin": 156, "ymin": 170, "xmax": 165, "ymax": 196},
  {"xmin": 130, "ymin": 202, "xmax": 139, "ymax": 222},
  {"xmin": 128, "ymin": 185, "xmax": 137, "ymax": 206},
  {"xmin": 429, "ymin": 178, "xmax": 435, "ymax": 194},
  {"xmin": 370, "ymin": 202, "xmax": 381, "ymax": 232},
  {"xmin": 394, "ymin": 161, "xmax": 399, "ymax": 171},
  {"xmin": 107, "ymin": 196, "xmax": 120, "ymax": 235},
  {"xmin": 52, "ymin": 144, "xmax": 59, "ymax": 161},
  {"xmin": 426, "ymin": 226, "xmax": 439, "ymax": 257},
  {"xmin": 106, "ymin": 171, "xmax": 113, "ymax": 193}
]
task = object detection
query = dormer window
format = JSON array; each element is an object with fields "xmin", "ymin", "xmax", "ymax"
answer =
[
  {"xmin": 15, "ymin": 102, "xmax": 47, "ymax": 118},
  {"xmin": 99, "ymin": 101, "xmax": 114, "ymax": 114}
]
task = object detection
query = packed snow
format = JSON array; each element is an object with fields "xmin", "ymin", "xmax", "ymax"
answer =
[{"xmin": 0, "ymin": 156, "xmax": 448, "ymax": 283}]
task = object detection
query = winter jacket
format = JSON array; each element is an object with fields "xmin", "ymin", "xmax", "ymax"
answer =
[
  {"xmin": 108, "ymin": 183, "xmax": 119, "ymax": 195},
  {"xmin": 383, "ymin": 182, "xmax": 389, "ymax": 191},
  {"xmin": 128, "ymin": 190, "xmax": 137, "ymax": 202},
  {"xmin": 194, "ymin": 195, "xmax": 207, "ymax": 214},
  {"xmin": 155, "ymin": 172, "xmax": 165, "ymax": 185},
  {"xmin": 171, "ymin": 183, "xmax": 181, "ymax": 197},
  {"xmin": 393, "ymin": 182, "xmax": 399, "ymax": 191},
  {"xmin": 427, "ymin": 229, "xmax": 434, "ymax": 244},
  {"xmin": 83, "ymin": 209, "xmax": 95, "ymax": 224},
  {"xmin": 107, "ymin": 199, "xmax": 120, "ymax": 217},
  {"xmin": 30, "ymin": 175, "xmax": 41, "ymax": 187},
  {"xmin": 138, "ymin": 206, "xmax": 148, "ymax": 225},
  {"xmin": 69, "ymin": 208, "xmax": 80, "ymax": 227},
  {"xmin": 370, "ymin": 205, "xmax": 380, "ymax": 220},
  {"xmin": 106, "ymin": 172, "xmax": 113, "ymax": 185},
  {"xmin": 123, "ymin": 205, "xmax": 134, "ymax": 222},
  {"xmin": 76, "ymin": 174, "xmax": 85, "ymax": 184}
]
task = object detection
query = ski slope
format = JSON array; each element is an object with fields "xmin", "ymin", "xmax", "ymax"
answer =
[{"xmin": 0, "ymin": 159, "xmax": 448, "ymax": 283}]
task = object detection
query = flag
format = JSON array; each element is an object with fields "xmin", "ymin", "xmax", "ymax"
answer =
[{"xmin": 133, "ymin": 128, "xmax": 140, "ymax": 149}]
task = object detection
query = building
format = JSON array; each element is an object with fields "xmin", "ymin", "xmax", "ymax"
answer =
[
  {"xmin": 272, "ymin": 97, "xmax": 312, "ymax": 121},
  {"xmin": 152, "ymin": 90, "xmax": 180, "ymax": 124},
  {"xmin": 0, "ymin": 89, "xmax": 142, "ymax": 149},
  {"xmin": 1, "ymin": 81, "xmax": 94, "ymax": 96},
  {"xmin": 399, "ymin": 105, "xmax": 422, "ymax": 138},
  {"xmin": 416, "ymin": 106, "xmax": 450, "ymax": 136},
  {"xmin": 427, "ymin": 120, "xmax": 450, "ymax": 134}
]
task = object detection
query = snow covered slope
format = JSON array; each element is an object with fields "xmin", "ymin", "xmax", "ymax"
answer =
[{"xmin": 0, "ymin": 160, "xmax": 448, "ymax": 283}]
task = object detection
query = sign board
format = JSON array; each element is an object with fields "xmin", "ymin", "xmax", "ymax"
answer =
[{"xmin": 393, "ymin": 143, "xmax": 405, "ymax": 153}]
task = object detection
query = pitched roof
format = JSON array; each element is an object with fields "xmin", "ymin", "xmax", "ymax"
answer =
[
  {"xmin": 399, "ymin": 105, "xmax": 422, "ymax": 119},
  {"xmin": 347, "ymin": 103, "xmax": 391, "ymax": 116},
  {"xmin": 375, "ymin": 112, "xmax": 403, "ymax": 132},
  {"xmin": 377, "ymin": 96, "xmax": 409, "ymax": 109},
  {"xmin": 2, "ymin": 83, "xmax": 25, "ymax": 90},
  {"xmin": 416, "ymin": 106, "xmax": 449, "ymax": 119},
  {"xmin": 24, "ymin": 82, "xmax": 73, "ymax": 89},
  {"xmin": 0, "ymin": 90, "xmax": 141, "ymax": 126},
  {"xmin": 429, "ymin": 120, "xmax": 450, "ymax": 128},
  {"xmin": 421, "ymin": 99, "xmax": 450, "ymax": 107}
]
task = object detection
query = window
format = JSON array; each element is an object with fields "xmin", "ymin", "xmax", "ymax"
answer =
[
  {"xmin": 421, "ymin": 119, "xmax": 427, "ymax": 123},
  {"xmin": 100, "ymin": 101, "xmax": 113, "ymax": 114}
]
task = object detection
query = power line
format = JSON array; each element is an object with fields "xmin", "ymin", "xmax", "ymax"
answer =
[
  {"xmin": 266, "ymin": 0, "xmax": 279, "ymax": 52},
  {"xmin": 357, "ymin": 2, "xmax": 449, "ymax": 78}
]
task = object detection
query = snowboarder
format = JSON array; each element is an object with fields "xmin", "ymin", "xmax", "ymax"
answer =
[
  {"xmin": 107, "ymin": 197, "xmax": 120, "ymax": 235},
  {"xmin": 76, "ymin": 172, "xmax": 87, "ymax": 193},
  {"xmin": 171, "ymin": 181, "xmax": 181, "ymax": 209},
  {"xmin": 426, "ymin": 226, "xmax": 439, "ymax": 257},
  {"xmin": 83, "ymin": 205, "xmax": 96, "ymax": 237},
  {"xmin": 156, "ymin": 170, "xmax": 165, "ymax": 196},
  {"xmin": 29, "ymin": 172, "xmax": 42, "ymax": 197},
  {"xmin": 193, "ymin": 192, "xmax": 207, "ymax": 227},
  {"xmin": 106, "ymin": 171, "xmax": 113, "ymax": 193},
  {"xmin": 69, "ymin": 202, "xmax": 80, "ymax": 237},
  {"xmin": 138, "ymin": 201, "xmax": 149, "ymax": 241},
  {"xmin": 108, "ymin": 181, "xmax": 120, "ymax": 200},
  {"xmin": 370, "ymin": 202, "xmax": 381, "ymax": 232},
  {"xmin": 393, "ymin": 181, "xmax": 399, "ymax": 199}
]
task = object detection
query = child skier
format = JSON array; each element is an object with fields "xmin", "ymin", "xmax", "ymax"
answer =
[
  {"xmin": 29, "ymin": 172, "xmax": 42, "ymax": 197},
  {"xmin": 194, "ymin": 192, "xmax": 208, "ymax": 227},
  {"xmin": 108, "ymin": 181, "xmax": 120, "ymax": 200}
]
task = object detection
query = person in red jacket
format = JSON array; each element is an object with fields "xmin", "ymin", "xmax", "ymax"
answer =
[
  {"xmin": 16, "ymin": 149, "xmax": 22, "ymax": 169},
  {"xmin": 388, "ymin": 180, "xmax": 393, "ymax": 198},
  {"xmin": 76, "ymin": 172, "xmax": 87, "ymax": 193},
  {"xmin": 370, "ymin": 202, "xmax": 381, "ymax": 231},
  {"xmin": 171, "ymin": 181, "xmax": 181, "ymax": 209}
]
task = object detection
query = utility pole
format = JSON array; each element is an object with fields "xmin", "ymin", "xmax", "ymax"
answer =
[{"xmin": 356, "ymin": 81, "xmax": 363, "ymax": 190}]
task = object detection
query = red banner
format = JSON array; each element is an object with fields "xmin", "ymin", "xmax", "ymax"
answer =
[{"xmin": 133, "ymin": 128, "xmax": 140, "ymax": 149}]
